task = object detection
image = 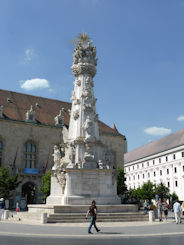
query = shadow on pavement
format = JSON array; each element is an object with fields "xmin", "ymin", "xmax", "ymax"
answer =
[{"xmin": 97, "ymin": 231, "xmax": 122, "ymax": 235}]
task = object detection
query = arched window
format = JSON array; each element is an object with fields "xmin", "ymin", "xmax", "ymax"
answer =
[
  {"xmin": 24, "ymin": 141, "xmax": 36, "ymax": 168},
  {"xmin": 0, "ymin": 140, "xmax": 3, "ymax": 166}
]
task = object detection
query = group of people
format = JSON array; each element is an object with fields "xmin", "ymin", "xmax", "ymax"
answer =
[
  {"xmin": 157, "ymin": 198, "xmax": 184, "ymax": 224},
  {"xmin": 156, "ymin": 198, "xmax": 169, "ymax": 221},
  {"xmin": 144, "ymin": 198, "xmax": 184, "ymax": 224}
]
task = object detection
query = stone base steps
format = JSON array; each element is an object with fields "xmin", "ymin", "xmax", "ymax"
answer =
[{"xmin": 47, "ymin": 212, "xmax": 148, "ymax": 223}]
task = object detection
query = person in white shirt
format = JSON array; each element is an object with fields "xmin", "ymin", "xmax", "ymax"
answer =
[{"xmin": 173, "ymin": 200, "xmax": 182, "ymax": 224}]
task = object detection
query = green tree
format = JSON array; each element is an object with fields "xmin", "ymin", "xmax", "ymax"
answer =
[
  {"xmin": 39, "ymin": 171, "xmax": 51, "ymax": 200},
  {"xmin": 170, "ymin": 192, "xmax": 179, "ymax": 205},
  {"xmin": 130, "ymin": 187, "xmax": 142, "ymax": 201},
  {"xmin": 155, "ymin": 182, "xmax": 170, "ymax": 201},
  {"xmin": 139, "ymin": 181, "xmax": 155, "ymax": 203},
  {"xmin": 0, "ymin": 167, "xmax": 21, "ymax": 199},
  {"xmin": 117, "ymin": 167, "xmax": 127, "ymax": 195}
]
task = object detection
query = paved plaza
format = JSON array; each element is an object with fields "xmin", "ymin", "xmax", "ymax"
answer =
[{"xmin": 0, "ymin": 213, "xmax": 184, "ymax": 245}]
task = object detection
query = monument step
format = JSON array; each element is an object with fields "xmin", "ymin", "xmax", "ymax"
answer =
[
  {"xmin": 47, "ymin": 217, "xmax": 148, "ymax": 223},
  {"xmin": 48, "ymin": 212, "xmax": 145, "ymax": 218},
  {"xmin": 47, "ymin": 212, "xmax": 148, "ymax": 223}
]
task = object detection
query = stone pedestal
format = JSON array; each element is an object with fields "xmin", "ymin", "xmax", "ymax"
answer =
[{"xmin": 47, "ymin": 169, "xmax": 121, "ymax": 205}]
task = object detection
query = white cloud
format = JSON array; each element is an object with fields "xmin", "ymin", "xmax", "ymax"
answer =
[
  {"xmin": 144, "ymin": 127, "xmax": 172, "ymax": 136},
  {"xmin": 24, "ymin": 48, "xmax": 36, "ymax": 63},
  {"xmin": 20, "ymin": 78, "xmax": 50, "ymax": 91},
  {"xmin": 177, "ymin": 115, "xmax": 184, "ymax": 121}
]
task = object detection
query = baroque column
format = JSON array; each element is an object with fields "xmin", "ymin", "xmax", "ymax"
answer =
[{"xmin": 66, "ymin": 33, "xmax": 100, "ymax": 169}]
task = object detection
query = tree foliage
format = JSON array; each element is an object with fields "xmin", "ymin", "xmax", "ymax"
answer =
[
  {"xmin": 170, "ymin": 192, "xmax": 179, "ymax": 204},
  {"xmin": 155, "ymin": 182, "xmax": 170, "ymax": 200},
  {"xmin": 39, "ymin": 171, "xmax": 51, "ymax": 200},
  {"xmin": 128, "ymin": 181, "xmax": 173, "ymax": 203},
  {"xmin": 0, "ymin": 167, "xmax": 21, "ymax": 199},
  {"xmin": 138, "ymin": 181, "xmax": 155, "ymax": 202},
  {"xmin": 117, "ymin": 167, "xmax": 127, "ymax": 195}
]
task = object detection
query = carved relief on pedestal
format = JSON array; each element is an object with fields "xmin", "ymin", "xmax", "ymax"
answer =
[
  {"xmin": 52, "ymin": 145, "xmax": 61, "ymax": 170},
  {"xmin": 98, "ymin": 160, "xmax": 104, "ymax": 169},
  {"xmin": 83, "ymin": 115, "xmax": 95, "ymax": 142},
  {"xmin": 68, "ymin": 142, "xmax": 76, "ymax": 164},
  {"xmin": 74, "ymin": 79, "xmax": 81, "ymax": 86},
  {"xmin": 83, "ymin": 143, "xmax": 94, "ymax": 163},
  {"xmin": 70, "ymin": 91, "xmax": 76, "ymax": 101},
  {"xmin": 73, "ymin": 110, "xmax": 79, "ymax": 120},
  {"xmin": 74, "ymin": 99, "xmax": 81, "ymax": 105}
]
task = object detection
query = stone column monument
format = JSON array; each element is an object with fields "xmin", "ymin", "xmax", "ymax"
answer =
[{"xmin": 47, "ymin": 33, "xmax": 121, "ymax": 205}]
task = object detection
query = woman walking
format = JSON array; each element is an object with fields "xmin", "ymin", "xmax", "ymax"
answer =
[
  {"xmin": 86, "ymin": 200, "xmax": 100, "ymax": 234},
  {"xmin": 163, "ymin": 199, "xmax": 169, "ymax": 221}
]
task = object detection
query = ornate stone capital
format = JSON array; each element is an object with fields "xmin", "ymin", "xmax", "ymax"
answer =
[{"xmin": 71, "ymin": 63, "xmax": 96, "ymax": 78}]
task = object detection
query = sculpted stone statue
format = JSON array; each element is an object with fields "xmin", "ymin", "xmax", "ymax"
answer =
[
  {"xmin": 52, "ymin": 145, "xmax": 61, "ymax": 170},
  {"xmin": 83, "ymin": 116, "xmax": 95, "ymax": 142},
  {"xmin": 83, "ymin": 143, "xmax": 94, "ymax": 162},
  {"xmin": 69, "ymin": 143, "xmax": 76, "ymax": 164}
]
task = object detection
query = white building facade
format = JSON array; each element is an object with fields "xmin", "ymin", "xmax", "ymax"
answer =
[{"xmin": 124, "ymin": 129, "xmax": 184, "ymax": 201}]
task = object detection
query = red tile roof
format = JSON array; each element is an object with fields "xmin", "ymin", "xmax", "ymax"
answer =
[
  {"xmin": 0, "ymin": 89, "xmax": 123, "ymax": 136},
  {"xmin": 124, "ymin": 129, "xmax": 184, "ymax": 164}
]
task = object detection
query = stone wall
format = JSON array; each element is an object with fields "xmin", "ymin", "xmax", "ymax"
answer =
[
  {"xmin": 100, "ymin": 133, "xmax": 126, "ymax": 168},
  {"xmin": 0, "ymin": 118, "xmax": 63, "ymax": 205}
]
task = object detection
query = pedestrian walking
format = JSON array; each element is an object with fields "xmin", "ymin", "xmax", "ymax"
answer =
[
  {"xmin": 157, "ymin": 198, "xmax": 163, "ymax": 221},
  {"xmin": 163, "ymin": 199, "xmax": 169, "ymax": 221},
  {"xmin": 86, "ymin": 200, "xmax": 100, "ymax": 234},
  {"xmin": 173, "ymin": 200, "xmax": 182, "ymax": 224}
]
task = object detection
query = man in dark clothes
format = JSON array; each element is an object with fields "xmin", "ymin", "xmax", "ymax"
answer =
[{"xmin": 86, "ymin": 200, "xmax": 100, "ymax": 234}]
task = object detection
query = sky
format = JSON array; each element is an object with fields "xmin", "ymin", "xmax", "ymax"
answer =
[{"xmin": 0, "ymin": 0, "xmax": 184, "ymax": 151}]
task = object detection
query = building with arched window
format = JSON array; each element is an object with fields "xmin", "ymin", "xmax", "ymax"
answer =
[{"xmin": 0, "ymin": 89, "xmax": 126, "ymax": 208}]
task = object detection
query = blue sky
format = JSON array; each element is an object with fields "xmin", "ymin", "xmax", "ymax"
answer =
[{"xmin": 1, "ymin": 0, "xmax": 184, "ymax": 151}]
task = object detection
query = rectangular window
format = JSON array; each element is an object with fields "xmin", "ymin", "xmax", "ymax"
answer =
[
  {"xmin": 166, "ymin": 156, "xmax": 168, "ymax": 162},
  {"xmin": 159, "ymin": 158, "xmax": 161, "ymax": 163},
  {"xmin": 175, "ymin": 181, "xmax": 178, "ymax": 187},
  {"xmin": 168, "ymin": 182, "xmax": 170, "ymax": 188},
  {"xmin": 167, "ymin": 169, "xmax": 169, "ymax": 174},
  {"xmin": 147, "ymin": 162, "xmax": 149, "ymax": 167},
  {"xmin": 133, "ymin": 166, "xmax": 134, "ymax": 170},
  {"xmin": 160, "ymin": 170, "xmax": 162, "ymax": 176},
  {"xmin": 174, "ymin": 167, "xmax": 177, "ymax": 173},
  {"xmin": 138, "ymin": 175, "xmax": 139, "ymax": 179},
  {"xmin": 142, "ymin": 163, "xmax": 144, "ymax": 168},
  {"xmin": 182, "ymin": 152, "xmax": 184, "ymax": 158},
  {"xmin": 137, "ymin": 164, "xmax": 139, "ymax": 169},
  {"xmin": 173, "ymin": 154, "xmax": 176, "ymax": 160},
  {"xmin": 143, "ymin": 174, "xmax": 144, "ymax": 179},
  {"xmin": 183, "ymin": 166, "xmax": 184, "ymax": 172},
  {"xmin": 148, "ymin": 173, "xmax": 150, "ymax": 178},
  {"xmin": 154, "ymin": 171, "xmax": 156, "ymax": 177},
  {"xmin": 153, "ymin": 160, "xmax": 155, "ymax": 165}
]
